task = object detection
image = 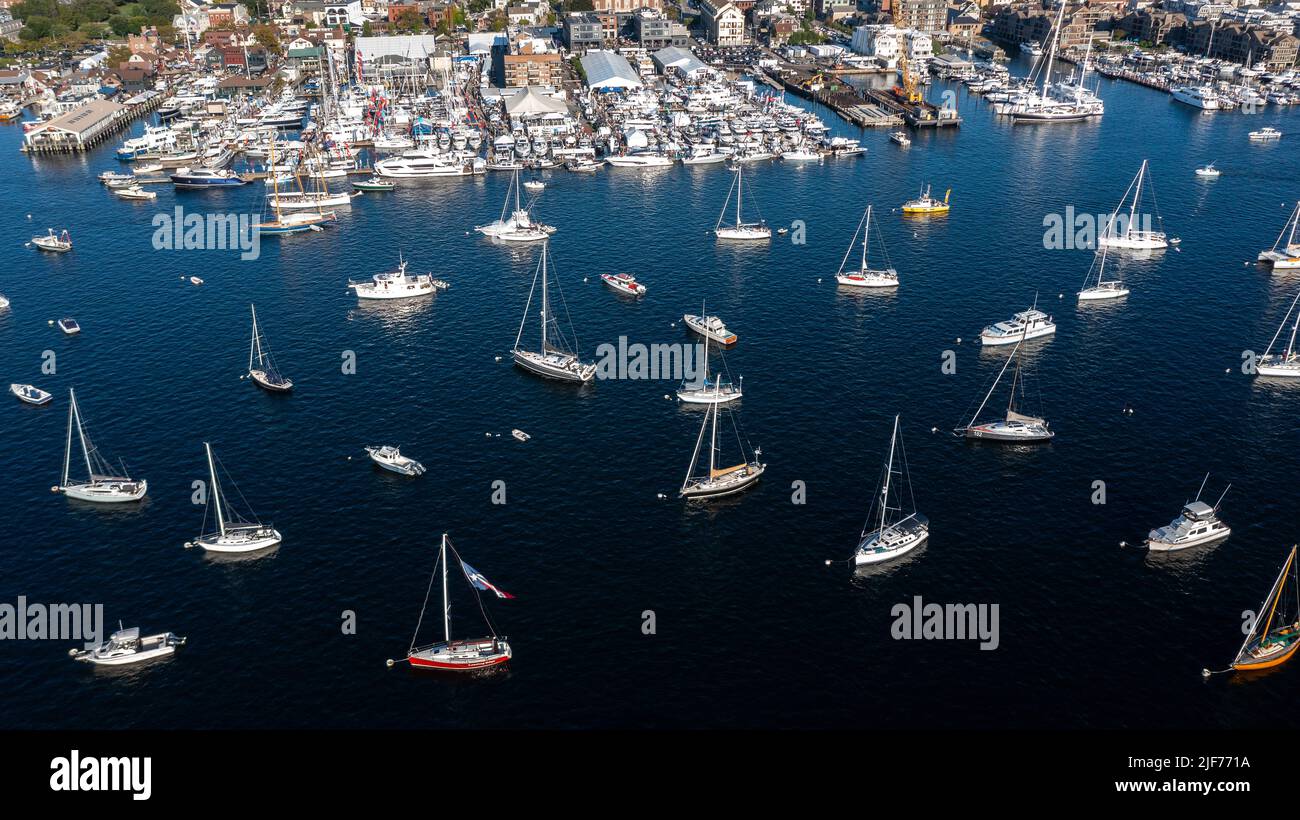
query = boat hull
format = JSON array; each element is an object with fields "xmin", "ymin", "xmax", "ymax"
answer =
[
  {"xmin": 194, "ymin": 528, "xmax": 282, "ymax": 553},
  {"xmin": 60, "ymin": 479, "xmax": 148, "ymax": 503},
  {"xmin": 512, "ymin": 350, "xmax": 595, "ymax": 383},
  {"xmin": 249, "ymin": 369, "xmax": 293, "ymax": 392},
  {"xmin": 408, "ymin": 639, "xmax": 511, "ymax": 670},
  {"xmin": 1078, "ymin": 286, "xmax": 1129, "ymax": 301},
  {"xmin": 980, "ymin": 326, "xmax": 1055, "ymax": 345},
  {"xmin": 855, "ymin": 529, "xmax": 928, "ymax": 565},
  {"xmin": 1233, "ymin": 631, "xmax": 1300, "ymax": 671},
  {"xmin": 681, "ymin": 463, "xmax": 765, "ymax": 499},
  {"xmin": 963, "ymin": 423, "xmax": 1054, "ymax": 442},
  {"xmin": 715, "ymin": 227, "xmax": 771, "ymax": 241},
  {"xmin": 1145, "ymin": 529, "xmax": 1230, "ymax": 552}
]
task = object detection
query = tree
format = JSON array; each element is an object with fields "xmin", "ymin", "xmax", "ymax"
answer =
[
  {"xmin": 108, "ymin": 13, "xmax": 131, "ymax": 35},
  {"xmin": 108, "ymin": 43, "xmax": 131, "ymax": 64},
  {"xmin": 394, "ymin": 8, "xmax": 423, "ymax": 31},
  {"xmin": 22, "ymin": 15, "xmax": 54, "ymax": 38},
  {"xmin": 361, "ymin": 20, "xmax": 373, "ymax": 36},
  {"xmin": 567, "ymin": 0, "xmax": 594, "ymax": 9},
  {"xmin": 252, "ymin": 22, "xmax": 281, "ymax": 54}
]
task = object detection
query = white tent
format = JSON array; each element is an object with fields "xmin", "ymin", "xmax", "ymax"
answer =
[
  {"xmin": 580, "ymin": 51, "xmax": 642, "ymax": 91},
  {"xmin": 504, "ymin": 87, "xmax": 569, "ymax": 116}
]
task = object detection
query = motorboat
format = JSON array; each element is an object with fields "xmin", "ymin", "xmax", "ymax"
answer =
[
  {"xmin": 1194, "ymin": 163, "xmax": 1221, "ymax": 178},
  {"xmin": 980, "ymin": 308, "xmax": 1055, "ymax": 345},
  {"xmin": 10, "ymin": 383, "xmax": 52, "ymax": 405},
  {"xmin": 601, "ymin": 273, "xmax": 646, "ymax": 296},
  {"xmin": 170, "ymin": 167, "xmax": 246, "ymax": 188},
  {"xmin": 114, "ymin": 184, "xmax": 157, "ymax": 201},
  {"xmin": 1145, "ymin": 477, "xmax": 1230, "ymax": 552},
  {"xmin": 683, "ymin": 313, "xmax": 736, "ymax": 345},
  {"xmin": 57, "ymin": 317, "xmax": 80, "ymax": 335},
  {"xmin": 1249, "ymin": 127, "xmax": 1282, "ymax": 141},
  {"xmin": 901, "ymin": 184, "xmax": 950, "ymax": 215},
  {"xmin": 890, "ymin": 131, "xmax": 911, "ymax": 147},
  {"xmin": 348, "ymin": 258, "xmax": 438, "ymax": 301},
  {"xmin": 364, "ymin": 445, "xmax": 426, "ymax": 476},
  {"xmin": 31, "ymin": 229, "xmax": 72, "ymax": 252},
  {"xmin": 70, "ymin": 626, "xmax": 185, "ymax": 666}
]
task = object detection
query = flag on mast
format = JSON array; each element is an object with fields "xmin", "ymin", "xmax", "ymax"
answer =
[{"xmin": 460, "ymin": 560, "xmax": 515, "ymax": 599}]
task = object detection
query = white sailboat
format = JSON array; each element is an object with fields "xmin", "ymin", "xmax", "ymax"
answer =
[
  {"xmin": 1257, "ymin": 287, "xmax": 1300, "ymax": 377},
  {"xmin": 1259, "ymin": 201, "xmax": 1300, "ymax": 270},
  {"xmin": 676, "ymin": 323, "xmax": 742, "ymax": 404},
  {"xmin": 714, "ymin": 164, "xmax": 771, "ymax": 241},
  {"xmin": 475, "ymin": 168, "xmax": 555, "ymax": 243},
  {"xmin": 186, "ymin": 442, "xmax": 282, "ymax": 553},
  {"xmin": 55, "ymin": 389, "xmax": 147, "ymax": 503},
  {"xmin": 1099, "ymin": 160, "xmax": 1173, "ymax": 250},
  {"xmin": 1077, "ymin": 235, "xmax": 1128, "ymax": 301},
  {"xmin": 246, "ymin": 304, "xmax": 293, "ymax": 392},
  {"xmin": 512, "ymin": 241, "xmax": 596, "ymax": 383},
  {"xmin": 835, "ymin": 204, "xmax": 898, "ymax": 288},
  {"xmin": 679, "ymin": 379, "xmax": 765, "ymax": 499},
  {"xmin": 954, "ymin": 333, "xmax": 1054, "ymax": 443},
  {"xmin": 853, "ymin": 414, "xmax": 929, "ymax": 566}
]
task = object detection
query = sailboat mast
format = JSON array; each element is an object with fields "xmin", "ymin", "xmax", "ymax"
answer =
[
  {"xmin": 62, "ymin": 390, "xmax": 74, "ymax": 486},
  {"xmin": 441, "ymin": 534, "xmax": 451, "ymax": 642},
  {"xmin": 861, "ymin": 205, "xmax": 871, "ymax": 270},
  {"xmin": 735, "ymin": 165, "xmax": 743, "ymax": 226},
  {"xmin": 965, "ymin": 339, "xmax": 1020, "ymax": 429},
  {"xmin": 539, "ymin": 243, "xmax": 549, "ymax": 353},
  {"xmin": 74, "ymin": 391, "xmax": 93, "ymax": 479},
  {"xmin": 1127, "ymin": 161, "xmax": 1145, "ymax": 236},
  {"xmin": 249, "ymin": 304, "xmax": 261, "ymax": 369},
  {"xmin": 205, "ymin": 442, "xmax": 226, "ymax": 536},
  {"xmin": 878, "ymin": 414, "xmax": 899, "ymax": 532},
  {"xmin": 1288, "ymin": 201, "xmax": 1300, "ymax": 249},
  {"xmin": 708, "ymin": 385, "xmax": 720, "ymax": 475}
]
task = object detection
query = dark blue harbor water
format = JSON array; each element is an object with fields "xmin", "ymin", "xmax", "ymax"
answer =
[{"xmin": 2, "ymin": 65, "xmax": 1299, "ymax": 728}]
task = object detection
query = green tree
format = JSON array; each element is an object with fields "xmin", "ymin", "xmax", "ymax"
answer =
[
  {"xmin": 252, "ymin": 22, "xmax": 281, "ymax": 53},
  {"xmin": 394, "ymin": 7, "xmax": 423, "ymax": 31},
  {"xmin": 108, "ymin": 13, "xmax": 131, "ymax": 35},
  {"xmin": 567, "ymin": 0, "xmax": 593, "ymax": 9},
  {"xmin": 22, "ymin": 14, "xmax": 53, "ymax": 38},
  {"xmin": 361, "ymin": 20, "xmax": 373, "ymax": 36}
]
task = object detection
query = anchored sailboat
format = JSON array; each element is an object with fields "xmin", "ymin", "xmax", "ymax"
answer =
[
  {"xmin": 475, "ymin": 168, "xmax": 554, "ymax": 242},
  {"xmin": 677, "ymin": 321, "xmax": 742, "ymax": 404},
  {"xmin": 246, "ymin": 304, "xmax": 293, "ymax": 392},
  {"xmin": 255, "ymin": 139, "xmax": 336, "ymax": 234},
  {"xmin": 186, "ymin": 442, "xmax": 282, "ymax": 553},
  {"xmin": 1099, "ymin": 160, "xmax": 1174, "ymax": 250},
  {"xmin": 954, "ymin": 332, "xmax": 1054, "ymax": 442},
  {"xmin": 680, "ymin": 379, "xmax": 765, "ymax": 499},
  {"xmin": 853, "ymin": 414, "xmax": 929, "ymax": 566},
  {"xmin": 1227, "ymin": 545, "xmax": 1300, "ymax": 672},
  {"xmin": 835, "ymin": 204, "xmax": 898, "ymax": 288},
  {"xmin": 54, "ymin": 389, "xmax": 147, "ymax": 503},
  {"xmin": 512, "ymin": 241, "xmax": 596, "ymax": 383},
  {"xmin": 1077, "ymin": 236, "xmax": 1128, "ymax": 301},
  {"xmin": 1257, "ymin": 287, "xmax": 1300, "ymax": 377},
  {"xmin": 714, "ymin": 164, "xmax": 771, "ymax": 241},
  {"xmin": 1259, "ymin": 201, "xmax": 1300, "ymax": 270},
  {"xmin": 397, "ymin": 534, "xmax": 513, "ymax": 671}
]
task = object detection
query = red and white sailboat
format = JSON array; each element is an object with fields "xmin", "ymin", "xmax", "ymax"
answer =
[{"xmin": 398, "ymin": 534, "xmax": 513, "ymax": 672}]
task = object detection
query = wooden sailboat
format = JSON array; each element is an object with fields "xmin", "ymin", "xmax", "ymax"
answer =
[
  {"xmin": 854, "ymin": 414, "xmax": 928, "ymax": 565},
  {"xmin": 54, "ymin": 388, "xmax": 147, "ymax": 503},
  {"xmin": 954, "ymin": 329, "xmax": 1054, "ymax": 442},
  {"xmin": 246, "ymin": 304, "xmax": 293, "ymax": 392},
  {"xmin": 255, "ymin": 139, "xmax": 336, "ymax": 234},
  {"xmin": 714, "ymin": 164, "xmax": 771, "ymax": 241},
  {"xmin": 396, "ymin": 534, "xmax": 512, "ymax": 671},
  {"xmin": 512, "ymin": 241, "xmax": 595, "ymax": 383},
  {"xmin": 680, "ymin": 379, "xmax": 765, "ymax": 499},
  {"xmin": 835, "ymin": 204, "xmax": 898, "ymax": 288},
  {"xmin": 1228, "ymin": 546, "xmax": 1300, "ymax": 672},
  {"xmin": 186, "ymin": 442, "xmax": 281, "ymax": 553}
]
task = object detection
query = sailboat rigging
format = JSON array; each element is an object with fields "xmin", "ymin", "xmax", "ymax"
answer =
[
  {"xmin": 1099, "ymin": 160, "xmax": 1175, "ymax": 250},
  {"xmin": 835, "ymin": 204, "xmax": 898, "ymax": 289},
  {"xmin": 1077, "ymin": 233, "xmax": 1128, "ymax": 301},
  {"xmin": 246, "ymin": 304, "xmax": 293, "ymax": 392},
  {"xmin": 954, "ymin": 329, "xmax": 1054, "ymax": 442},
  {"xmin": 1223, "ymin": 545, "xmax": 1300, "ymax": 672},
  {"xmin": 680, "ymin": 379, "xmax": 765, "ymax": 499},
  {"xmin": 54, "ymin": 388, "xmax": 147, "ymax": 503},
  {"xmin": 185, "ymin": 442, "xmax": 282, "ymax": 553},
  {"xmin": 1259, "ymin": 201, "xmax": 1300, "ymax": 270},
  {"xmin": 512, "ymin": 240, "xmax": 596, "ymax": 383},
  {"xmin": 853, "ymin": 414, "xmax": 929, "ymax": 565},
  {"xmin": 1257, "ymin": 287, "xmax": 1300, "ymax": 377},
  {"xmin": 395, "ymin": 534, "xmax": 513, "ymax": 671},
  {"xmin": 714, "ymin": 164, "xmax": 771, "ymax": 241}
]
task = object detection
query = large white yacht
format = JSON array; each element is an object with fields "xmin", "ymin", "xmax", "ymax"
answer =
[
  {"xmin": 979, "ymin": 308, "xmax": 1055, "ymax": 346},
  {"xmin": 1171, "ymin": 84, "xmax": 1222, "ymax": 110},
  {"xmin": 1146, "ymin": 481, "xmax": 1231, "ymax": 552},
  {"xmin": 374, "ymin": 150, "xmax": 486, "ymax": 178},
  {"xmin": 348, "ymin": 258, "xmax": 438, "ymax": 301}
]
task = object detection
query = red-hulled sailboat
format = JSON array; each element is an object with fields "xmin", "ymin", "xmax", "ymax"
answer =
[{"xmin": 398, "ymin": 534, "xmax": 513, "ymax": 672}]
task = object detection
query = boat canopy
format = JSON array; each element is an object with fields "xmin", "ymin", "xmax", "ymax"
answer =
[
  {"xmin": 1184, "ymin": 501, "xmax": 1215, "ymax": 520},
  {"xmin": 111, "ymin": 627, "xmax": 140, "ymax": 642}
]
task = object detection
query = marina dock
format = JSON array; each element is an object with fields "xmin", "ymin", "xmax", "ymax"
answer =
[{"xmin": 768, "ymin": 68, "xmax": 904, "ymax": 128}]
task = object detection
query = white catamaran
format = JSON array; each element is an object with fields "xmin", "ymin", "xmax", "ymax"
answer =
[
  {"xmin": 835, "ymin": 204, "xmax": 899, "ymax": 288},
  {"xmin": 512, "ymin": 241, "xmax": 596, "ymax": 383},
  {"xmin": 714, "ymin": 164, "xmax": 771, "ymax": 241},
  {"xmin": 55, "ymin": 389, "xmax": 147, "ymax": 503},
  {"xmin": 680, "ymin": 380, "xmax": 765, "ymax": 499},
  {"xmin": 1256, "ymin": 287, "xmax": 1300, "ymax": 377},
  {"xmin": 247, "ymin": 304, "xmax": 293, "ymax": 392},
  {"xmin": 853, "ymin": 414, "xmax": 929, "ymax": 566},
  {"xmin": 186, "ymin": 442, "xmax": 282, "ymax": 553},
  {"xmin": 1099, "ymin": 160, "xmax": 1174, "ymax": 250}
]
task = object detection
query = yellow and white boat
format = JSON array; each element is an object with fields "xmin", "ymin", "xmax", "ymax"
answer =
[
  {"xmin": 901, "ymin": 185, "xmax": 950, "ymax": 215},
  {"xmin": 1229, "ymin": 545, "xmax": 1300, "ymax": 672}
]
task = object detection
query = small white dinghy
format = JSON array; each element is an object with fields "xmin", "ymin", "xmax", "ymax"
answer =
[
  {"xmin": 1194, "ymin": 162, "xmax": 1221, "ymax": 178},
  {"xmin": 114, "ymin": 184, "xmax": 157, "ymax": 201},
  {"xmin": 511, "ymin": 429, "xmax": 530, "ymax": 442},
  {"xmin": 10, "ymin": 383, "xmax": 52, "ymax": 405},
  {"xmin": 365, "ymin": 445, "xmax": 426, "ymax": 476},
  {"xmin": 57, "ymin": 317, "xmax": 80, "ymax": 335},
  {"xmin": 524, "ymin": 180, "xmax": 545, "ymax": 192},
  {"xmin": 70, "ymin": 624, "xmax": 185, "ymax": 666}
]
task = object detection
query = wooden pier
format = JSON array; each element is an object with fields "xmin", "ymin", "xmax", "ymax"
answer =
[{"xmin": 22, "ymin": 91, "xmax": 167, "ymax": 155}]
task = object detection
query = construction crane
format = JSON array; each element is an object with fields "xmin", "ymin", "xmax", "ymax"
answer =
[{"xmin": 890, "ymin": 1, "xmax": 923, "ymax": 105}]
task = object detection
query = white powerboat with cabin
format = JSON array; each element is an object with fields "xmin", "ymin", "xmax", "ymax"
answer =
[
  {"xmin": 364, "ymin": 445, "xmax": 426, "ymax": 476},
  {"xmin": 980, "ymin": 307, "xmax": 1055, "ymax": 345},
  {"xmin": 1145, "ymin": 477, "xmax": 1231, "ymax": 552},
  {"xmin": 70, "ymin": 626, "xmax": 185, "ymax": 666},
  {"xmin": 348, "ymin": 257, "xmax": 438, "ymax": 301},
  {"xmin": 683, "ymin": 313, "xmax": 737, "ymax": 345}
]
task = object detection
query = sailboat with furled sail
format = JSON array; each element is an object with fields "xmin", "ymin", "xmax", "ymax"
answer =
[
  {"xmin": 835, "ymin": 204, "xmax": 898, "ymax": 288},
  {"xmin": 55, "ymin": 389, "xmax": 147, "ymax": 503},
  {"xmin": 475, "ymin": 168, "xmax": 554, "ymax": 243},
  {"xmin": 255, "ymin": 139, "xmax": 337, "ymax": 235},
  {"xmin": 512, "ymin": 240, "xmax": 596, "ymax": 383},
  {"xmin": 954, "ymin": 331, "xmax": 1054, "ymax": 442},
  {"xmin": 1222, "ymin": 545, "xmax": 1300, "ymax": 673},
  {"xmin": 1257, "ymin": 287, "xmax": 1300, "ymax": 377},
  {"xmin": 853, "ymin": 414, "xmax": 928, "ymax": 565},
  {"xmin": 1259, "ymin": 201, "xmax": 1300, "ymax": 271},
  {"xmin": 680, "ymin": 379, "xmax": 765, "ymax": 499},
  {"xmin": 246, "ymin": 304, "xmax": 293, "ymax": 392},
  {"xmin": 1099, "ymin": 160, "xmax": 1174, "ymax": 250},
  {"xmin": 185, "ymin": 442, "xmax": 281, "ymax": 553},
  {"xmin": 1077, "ymin": 231, "xmax": 1128, "ymax": 301},
  {"xmin": 393, "ymin": 533, "xmax": 513, "ymax": 672},
  {"xmin": 714, "ymin": 164, "xmax": 771, "ymax": 241}
]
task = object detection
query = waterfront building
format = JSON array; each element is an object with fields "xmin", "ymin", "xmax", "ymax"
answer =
[
  {"xmin": 504, "ymin": 38, "xmax": 563, "ymax": 87},
  {"xmin": 817, "ymin": 0, "xmax": 857, "ymax": 20},
  {"xmin": 23, "ymin": 99, "xmax": 127, "ymax": 153},
  {"xmin": 593, "ymin": 0, "xmax": 663, "ymax": 11},
  {"xmin": 355, "ymin": 34, "xmax": 440, "ymax": 83},
  {"xmin": 633, "ymin": 12, "xmax": 690, "ymax": 48},
  {"xmin": 564, "ymin": 11, "xmax": 606, "ymax": 51},
  {"xmin": 579, "ymin": 50, "xmax": 643, "ymax": 91},
  {"xmin": 652, "ymin": 45, "xmax": 710, "ymax": 78},
  {"xmin": 700, "ymin": 0, "xmax": 746, "ymax": 45},
  {"xmin": 892, "ymin": 0, "xmax": 948, "ymax": 32}
]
